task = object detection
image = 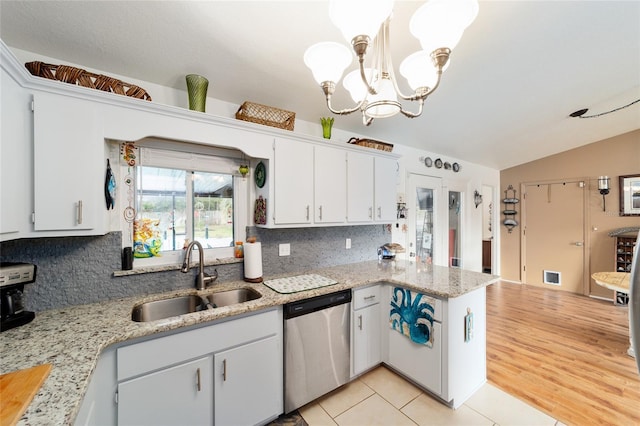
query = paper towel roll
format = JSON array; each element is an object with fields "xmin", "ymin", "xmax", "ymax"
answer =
[{"xmin": 244, "ymin": 242, "xmax": 263, "ymax": 280}]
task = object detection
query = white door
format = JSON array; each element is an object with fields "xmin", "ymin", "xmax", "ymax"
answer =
[
  {"xmin": 374, "ymin": 157, "xmax": 397, "ymax": 222},
  {"xmin": 315, "ymin": 145, "xmax": 346, "ymax": 224},
  {"xmin": 407, "ymin": 174, "xmax": 445, "ymax": 266},
  {"xmin": 33, "ymin": 92, "xmax": 103, "ymax": 231},
  {"xmin": 274, "ymin": 138, "xmax": 313, "ymax": 225},
  {"xmin": 352, "ymin": 303, "xmax": 381, "ymax": 376},
  {"xmin": 214, "ymin": 336, "xmax": 281, "ymax": 426},
  {"xmin": 522, "ymin": 180, "xmax": 586, "ymax": 294},
  {"xmin": 117, "ymin": 356, "xmax": 213, "ymax": 426},
  {"xmin": 347, "ymin": 152, "xmax": 374, "ymax": 223}
]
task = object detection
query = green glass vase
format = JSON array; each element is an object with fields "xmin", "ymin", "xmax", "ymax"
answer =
[
  {"xmin": 321, "ymin": 117, "xmax": 334, "ymax": 139},
  {"xmin": 186, "ymin": 74, "xmax": 208, "ymax": 112}
]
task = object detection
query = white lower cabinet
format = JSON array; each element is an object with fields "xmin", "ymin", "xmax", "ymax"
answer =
[
  {"xmin": 386, "ymin": 286, "xmax": 443, "ymax": 396},
  {"xmin": 351, "ymin": 285, "xmax": 382, "ymax": 377},
  {"xmin": 214, "ymin": 336, "xmax": 280, "ymax": 425},
  {"xmin": 76, "ymin": 308, "xmax": 283, "ymax": 426},
  {"xmin": 118, "ymin": 356, "xmax": 213, "ymax": 426}
]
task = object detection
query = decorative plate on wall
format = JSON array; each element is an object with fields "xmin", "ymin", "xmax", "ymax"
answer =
[
  {"xmin": 424, "ymin": 157, "xmax": 433, "ymax": 167},
  {"xmin": 434, "ymin": 158, "xmax": 443, "ymax": 168},
  {"xmin": 255, "ymin": 161, "xmax": 266, "ymax": 188}
]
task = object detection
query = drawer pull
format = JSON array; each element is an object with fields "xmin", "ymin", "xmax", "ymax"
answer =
[
  {"xmin": 196, "ymin": 367, "xmax": 202, "ymax": 391},
  {"xmin": 358, "ymin": 314, "xmax": 362, "ymax": 330},
  {"xmin": 363, "ymin": 295, "xmax": 376, "ymax": 300}
]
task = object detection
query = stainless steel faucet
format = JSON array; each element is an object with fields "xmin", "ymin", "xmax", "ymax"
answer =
[{"xmin": 181, "ymin": 240, "xmax": 218, "ymax": 290}]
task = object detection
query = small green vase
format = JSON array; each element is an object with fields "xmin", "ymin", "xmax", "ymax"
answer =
[
  {"xmin": 186, "ymin": 74, "xmax": 208, "ymax": 112},
  {"xmin": 321, "ymin": 117, "xmax": 334, "ymax": 139}
]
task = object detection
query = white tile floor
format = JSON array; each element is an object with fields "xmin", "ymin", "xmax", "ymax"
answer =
[{"xmin": 299, "ymin": 366, "xmax": 565, "ymax": 426}]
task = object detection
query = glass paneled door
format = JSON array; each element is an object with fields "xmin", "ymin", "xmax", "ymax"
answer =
[{"xmin": 407, "ymin": 174, "xmax": 444, "ymax": 266}]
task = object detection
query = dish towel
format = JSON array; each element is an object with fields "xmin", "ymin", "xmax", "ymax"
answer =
[{"xmin": 390, "ymin": 287, "xmax": 436, "ymax": 348}]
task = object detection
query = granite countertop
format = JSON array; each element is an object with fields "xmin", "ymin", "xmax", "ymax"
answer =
[{"xmin": 0, "ymin": 259, "xmax": 498, "ymax": 425}]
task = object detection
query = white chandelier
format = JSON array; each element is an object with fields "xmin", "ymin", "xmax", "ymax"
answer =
[{"xmin": 304, "ymin": 0, "xmax": 479, "ymax": 125}]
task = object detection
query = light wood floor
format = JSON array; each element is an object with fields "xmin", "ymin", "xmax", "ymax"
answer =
[{"xmin": 486, "ymin": 281, "xmax": 640, "ymax": 426}]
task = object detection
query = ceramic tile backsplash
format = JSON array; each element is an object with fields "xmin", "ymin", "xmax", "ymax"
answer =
[{"xmin": 0, "ymin": 226, "xmax": 387, "ymax": 311}]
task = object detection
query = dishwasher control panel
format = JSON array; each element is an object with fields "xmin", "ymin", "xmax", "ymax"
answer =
[{"xmin": 283, "ymin": 289, "xmax": 352, "ymax": 319}]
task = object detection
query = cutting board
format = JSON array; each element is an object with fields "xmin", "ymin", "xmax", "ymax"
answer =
[{"xmin": 0, "ymin": 364, "xmax": 52, "ymax": 426}]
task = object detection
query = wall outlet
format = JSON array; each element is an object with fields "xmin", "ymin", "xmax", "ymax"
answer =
[
  {"xmin": 279, "ymin": 243, "xmax": 290, "ymax": 256},
  {"xmin": 397, "ymin": 193, "xmax": 405, "ymax": 203},
  {"xmin": 346, "ymin": 238, "xmax": 351, "ymax": 249}
]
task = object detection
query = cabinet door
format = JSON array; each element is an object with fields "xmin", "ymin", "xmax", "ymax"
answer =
[
  {"xmin": 374, "ymin": 157, "xmax": 397, "ymax": 222},
  {"xmin": 33, "ymin": 92, "xmax": 104, "ymax": 232},
  {"xmin": 347, "ymin": 152, "xmax": 374, "ymax": 223},
  {"xmin": 214, "ymin": 336, "xmax": 282, "ymax": 425},
  {"xmin": 274, "ymin": 138, "xmax": 313, "ymax": 225},
  {"xmin": 315, "ymin": 145, "xmax": 346, "ymax": 224},
  {"xmin": 388, "ymin": 321, "xmax": 442, "ymax": 395},
  {"xmin": 117, "ymin": 356, "xmax": 213, "ymax": 426},
  {"xmin": 0, "ymin": 70, "xmax": 30, "ymax": 238},
  {"xmin": 352, "ymin": 303, "xmax": 381, "ymax": 376}
]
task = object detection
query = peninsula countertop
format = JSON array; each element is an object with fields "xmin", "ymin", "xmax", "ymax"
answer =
[{"xmin": 0, "ymin": 260, "xmax": 499, "ymax": 425}]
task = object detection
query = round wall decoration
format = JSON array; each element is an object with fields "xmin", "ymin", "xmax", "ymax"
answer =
[{"xmin": 255, "ymin": 161, "xmax": 266, "ymax": 188}]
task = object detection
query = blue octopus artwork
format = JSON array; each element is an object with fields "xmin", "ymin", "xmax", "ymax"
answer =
[{"xmin": 390, "ymin": 287, "xmax": 435, "ymax": 347}]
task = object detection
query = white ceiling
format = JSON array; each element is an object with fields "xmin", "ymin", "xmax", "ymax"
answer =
[{"xmin": 1, "ymin": 0, "xmax": 639, "ymax": 170}]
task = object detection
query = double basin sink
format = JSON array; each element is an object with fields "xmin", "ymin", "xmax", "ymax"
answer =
[{"xmin": 131, "ymin": 288, "xmax": 262, "ymax": 322}]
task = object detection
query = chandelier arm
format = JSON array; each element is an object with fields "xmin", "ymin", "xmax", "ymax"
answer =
[
  {"xmin": 358, "ymin": 55, "xmax": 378, "ymax": 96},
  {"xmin": 326, "ymin": 97, "xmax": 364, "ymax": 116},
  {"xmin": 321, "ymin": 81, "xmax": 366, "ymax": 115},
  {"xmin": 399, "ymin": 99, "xmax": 425, "ymax": 119}
]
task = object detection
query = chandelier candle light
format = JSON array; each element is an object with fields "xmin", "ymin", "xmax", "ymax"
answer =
[{"xmin": 304, "ymin": 0, "xmax": 478, "ymax": 125}]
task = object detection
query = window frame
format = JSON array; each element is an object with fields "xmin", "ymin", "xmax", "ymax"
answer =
[{"xmin": 121, "ymin": 141, "xmax": 247, "ymax": 268}]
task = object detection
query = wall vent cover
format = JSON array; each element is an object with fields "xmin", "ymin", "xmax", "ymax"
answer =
[{"xmin": 543, "ymin": 270, "xmax": 561, "ymax": 286}]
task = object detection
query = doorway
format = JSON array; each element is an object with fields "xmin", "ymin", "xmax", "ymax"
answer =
[
  {"xmin": 481, "ymin": 185, "xmax": 494, "ymax": 273},
  {"xmin": 407, "ymin": 174, "xmax": 444, "ymax": 266},
  {"xmin": 521, "ymin": 180, "xmax": 587, "ymax": 294}
]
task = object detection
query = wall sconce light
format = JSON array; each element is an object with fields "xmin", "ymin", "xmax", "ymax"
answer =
[
  {"xmin": 598, "ymin": 175, "xmax": 610, "ymax": 211},
  {"xmin": 474, "ymin": 190, "xmax": 483, "ymax": 208}
]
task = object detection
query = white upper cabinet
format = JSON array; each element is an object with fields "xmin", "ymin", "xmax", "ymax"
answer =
[
  {"xmin": 347, "ymin": 154, "xmax": 397, "ymax": 224},
  {"xmin": 273, "ymin": 137, "xmax": 314, "ymax": 225},
  {"xmin": 374, "ymin": 156, "xmax": 397, "ymax": 222},
  {"xmin": 347, "ymin": 152, "xmax": 375, "ymax": 223},
  {"xmin": 269, "ymin": 137, "xmax": 396, "ymax": 228},
  {"xmin": 32, "ymin": 92, "xmax": 106, "ymax": 233},
  {"xmin": 314, "ymin": 145, "xmax": 346, "ymax": 224},
  {"xmin": 0, "ymin": 68, "xmax": 31, "ymax": 239}
]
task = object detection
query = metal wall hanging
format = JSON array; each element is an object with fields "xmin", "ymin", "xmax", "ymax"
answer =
[
  {"xmin": 502, "ymin": 185, "xmax": 519, "ymax": 233},
  {"xmin": 419, "ymin": 156, "xmax": 460, "ymax": 173}
]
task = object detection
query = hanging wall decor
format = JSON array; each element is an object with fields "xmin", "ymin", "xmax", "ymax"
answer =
[{"xmin": 502, "ymin": 185, "xmax": 519, "ymax": 233}]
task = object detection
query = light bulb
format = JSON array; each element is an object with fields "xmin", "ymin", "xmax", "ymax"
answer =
[
  {"xmin": 303, "ymin": 42, "xmax": 353, "ymax": 84},
  {"xmin": 329, "ymin": 0, "xmax": 393, "ymax": 44},
  {"xmin": 410, "ymin": 0, "xmax": 479, "ymax": 53}
]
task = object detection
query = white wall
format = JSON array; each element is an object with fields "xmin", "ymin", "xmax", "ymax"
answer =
[{"xmin": 391, "ymin": 144, "xmax": 500, "ymax": 273}]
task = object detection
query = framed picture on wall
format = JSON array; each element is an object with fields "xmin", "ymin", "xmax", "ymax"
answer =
[{"xmin": 619, "ymin": 174, "xmax": 640, "ymax": 216}]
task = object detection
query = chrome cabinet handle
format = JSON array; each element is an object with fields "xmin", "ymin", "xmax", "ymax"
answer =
[
  {"xmin": 364, "ymin": 295, "xmax": 376, "ymax": 300},
  {"xmin": 377, "ymin": 206, "xmax": 382, "ymax": 219},
  {"xmin": 306, "ymin": 205, "xmax": 310, "ymax": 221},
  {"xmin": 358, "ymin": 314, "xmax": 362, "ymax": 330},
  {"xmin": 223, "ymin": 359, "xmax": 227, "ymax": 382},
  {"xmin": 368, "ymin": 207, "xmax": 373, "ymax": 219},
  {"xmin": 196, "ymin": 367, "xmax": 201, "ymax": 391},
  {"xmin": 77, "ymin": 200, "xmax": 83, "ymax": 225},
  {"xmin": 575, "ymin": 242, "xmax": 584, "ymax": 246},
  {"xmin": 319, "ymin": 205, "xmax": 323, "ymax": 221}
]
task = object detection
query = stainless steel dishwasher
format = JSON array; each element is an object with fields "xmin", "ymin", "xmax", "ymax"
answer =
[{"xmin": 284, "ymin": 289, "xmax": 351, "ymax": 413}]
